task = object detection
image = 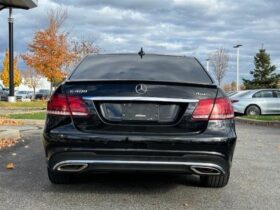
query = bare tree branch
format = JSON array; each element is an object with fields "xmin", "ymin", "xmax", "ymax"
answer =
[
  {"xmin": 64, "ymin": 38, "xmax": 100, "ymax": 76},
  {"xmin": 71, "ymin": 38, "xmax": 100, "ymax": 63},
  {"xmin": 22, "ymin": 68, "xmax": 42, "ymax": 99},
  {"xmin": 210, "ymin": 48, "xmax": 229, "ymax": 86},
  {"xmin": 47, "ymin": 8, "xmax": 68, "ymax": 29}
]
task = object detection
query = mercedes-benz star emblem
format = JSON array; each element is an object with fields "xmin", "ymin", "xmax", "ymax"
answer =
[{"xmin": 135, "ymin": 84, "xmax": 147, "ymax": 95}]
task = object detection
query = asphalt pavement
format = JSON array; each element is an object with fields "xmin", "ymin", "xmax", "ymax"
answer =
[{"xmin": 0, "ymin": 122, "xmax": 279, "ymax": 210}]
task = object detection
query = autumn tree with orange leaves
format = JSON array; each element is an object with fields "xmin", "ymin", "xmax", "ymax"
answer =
[
  {"xmin": 22, "ymin": 9, "xmax": 75, "ymax": 91},
  {"xmin": 1, "ymin": 49, "xmax": 21, "ymax": 87}
]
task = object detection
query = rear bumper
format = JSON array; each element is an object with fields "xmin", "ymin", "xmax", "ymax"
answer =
[
  {"xmin": 233, "ymin": 103, "xmax": 246, "ymax": 114},
  {"xmin": 44, "ymin": 137, "xmax": 236, "ymax": 176},
  {"xmin": 48, "ymin": 151, "xmax": 228, "ymax": 175},
  {"xmin": 43, "ymin": 120, "xmax": 236, "ymax": 175}
]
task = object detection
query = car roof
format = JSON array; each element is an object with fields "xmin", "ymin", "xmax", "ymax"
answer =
[
  {"xmin": 231, "ymin": 89, "xmax": 280, "ymax": 98},
  {"xmin": 245, "ymin": 89, "xmax": 279, "ymax": 91}
]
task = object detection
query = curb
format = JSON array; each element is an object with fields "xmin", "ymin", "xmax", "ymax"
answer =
[
  {"xmin": 0, "ymin": 118, "xmax": 45, "ymax": 126},
  {"xmin": 0, "ymin": 107, "xmax": 46, "ymax": 110},
  {"xmin": 235, "ymin": 117, "xmax": 280, "ymax": 128},
  {"xmin": 0, "ymin": 129, "xmax": 21, "ymax": 140},
  {"xmin": 20, "ymin": 119, "xmax": 45, "ymax": 126}
]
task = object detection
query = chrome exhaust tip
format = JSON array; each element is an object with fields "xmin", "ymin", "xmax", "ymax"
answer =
[
  {"xmin": 190, "ymin": 166, "xmax": 222, "ymax": 175},
  {"xmin": 55, "ymin": 163, "xmax": 88, "ymax": 172}
]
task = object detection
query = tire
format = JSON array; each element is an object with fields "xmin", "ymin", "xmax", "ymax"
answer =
[
  {"xmin": 47, "ymin": 167, "xmax": 72, "ymax": 184},
  {"xmin": 200, "ymin": 171, "xmax": 230, "ymax": 188},
  {"xmin": 245, "ymin": 105, "xmax": 261, "ymax": 116}
]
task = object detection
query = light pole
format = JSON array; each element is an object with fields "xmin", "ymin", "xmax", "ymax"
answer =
[
  {"xmin": 233, "ymin": 44, "xmax": 242, "ymax": 91},
  {"xmin": 8, "ymin": 8, "xmax": 14, "ymax": 102},
  {"xmin": 0, "ymin": 0, "xmax": 37, "ymax": 102},
  {"xmin": 206, "ymin": 58, "xmax": 210, "ymax": 72}
]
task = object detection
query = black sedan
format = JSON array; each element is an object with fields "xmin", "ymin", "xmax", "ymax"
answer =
[{"xmin": 43, "ymin": 53, "xmax": 237, "ymax": 188}]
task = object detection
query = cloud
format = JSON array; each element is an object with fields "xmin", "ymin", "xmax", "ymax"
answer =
[{"xmin": 0, "ymin": 0, "xmax": 279, "ymax": 84}]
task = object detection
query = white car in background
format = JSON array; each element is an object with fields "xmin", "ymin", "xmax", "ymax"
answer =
[
  {"xmin": 16, "ymin": 90, "xmax": 33, "ymax": 101},
  {"xmin": 230, "ymin": 89, "xmax": 280, "ymax": 115}
]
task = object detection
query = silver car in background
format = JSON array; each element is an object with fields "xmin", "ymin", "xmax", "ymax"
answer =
[
  {"xmin": 0, "ymin": 84, "xmax": 8, "ymax": 101},
  {"xmin": 230, "ymin": 89, "xmax": 280, "ymax": 115}
]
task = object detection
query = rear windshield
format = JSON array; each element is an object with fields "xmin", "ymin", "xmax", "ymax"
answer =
[{"xmin": 70, "ymin": 54, "xmax": 212, "ymax": 84}]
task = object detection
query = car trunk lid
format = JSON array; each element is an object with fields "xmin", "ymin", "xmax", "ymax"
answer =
[{"xmin": 59, "ymin": 81, "xmax": 218, "ymax": 134}]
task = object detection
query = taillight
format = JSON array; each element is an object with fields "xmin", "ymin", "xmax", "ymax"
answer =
[
  {"xmin": 210, "ymin": 98, "xmax": 234, "ymax": 120},
  {"xmin": 192, "ymin": 97, "xmax": 234, "ymax": 121},
  {"xmin": 67, "ymin": 96, "xmax": 88, "ymax": 116},
  {"xmin": 47, "ymin": 94, "xmax": 70, "ymax": 116},
  {"xmin": 47, "ymin": 94, "xmax": 88, "ymax": 117},
  {"xmin": 192, "ymin": 98, "xmax": 214, "ymax": 120}
]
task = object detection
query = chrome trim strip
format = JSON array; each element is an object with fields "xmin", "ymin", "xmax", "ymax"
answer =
[
  {"xmin": 53, "ymin": 160, "xmax": 225, "ymax": 175},
  {"xmin": 83, "ymin": 96, "xmax": 198, "ymax": 103}
]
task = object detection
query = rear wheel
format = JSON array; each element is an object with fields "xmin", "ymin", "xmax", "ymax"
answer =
[
  {"xmin": 200, "ymin": 171, "xmax": 230, "ymax": 188},
  {"xmin": 47, "ymin": 168, "xmax": 72, "ymax": 184},
  {"xmin": 246, "ymin": 105, "xmax": 261, "ymax": 116}
]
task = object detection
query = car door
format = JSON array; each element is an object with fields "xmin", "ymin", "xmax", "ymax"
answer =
[
  {"xmin": 273, "ymin": 90, "xmax": 280, "ymax": 114},
  {"xmin": 0, "ymin": 85, "xmax": 3, "ymax": 100},
  {"xmin": 252, "ymin": 90, "xmax": 276, "ymax": 114}
]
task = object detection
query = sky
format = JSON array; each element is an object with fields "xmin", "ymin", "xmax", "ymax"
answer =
[{"xmin": 0, "ymin": 0, "xmax": 280, "ymax": 85}]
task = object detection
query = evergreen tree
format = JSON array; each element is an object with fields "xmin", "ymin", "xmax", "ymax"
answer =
[
  {"xmin": 243, "ymin": 48, "xmax": 279, "ymax": 89},
  {"xmin": 0, "ymin": 49, "xmax": 21, "ymax": 87}
]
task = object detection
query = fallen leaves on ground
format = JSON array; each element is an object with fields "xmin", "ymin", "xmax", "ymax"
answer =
[
  {"xmin": 0, "ymin": 138, "xmax": 19, "ymax": 150},
  {"xmin": 0, "ymin": 118, "xmax": 23, "ymax": 126},
  {"xmin": 6, "ymin": 162, "xmax": 15, "ymax": 169},
  {"xmin": 183, "ymin": 202, "xmax": 192, "ymax": 209}
]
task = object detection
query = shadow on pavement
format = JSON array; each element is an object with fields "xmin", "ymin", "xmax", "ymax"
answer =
[{"xmin": 43, "ymin": 173, "xmax": 201, "ymax": 194}]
